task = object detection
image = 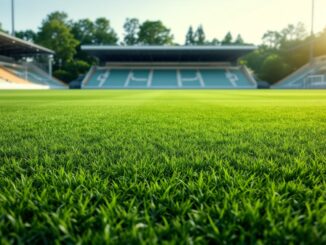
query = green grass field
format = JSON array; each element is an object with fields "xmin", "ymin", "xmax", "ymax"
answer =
[{"xmin": 0, "ymin": 90, "xmax": 325, "ymax": 244}]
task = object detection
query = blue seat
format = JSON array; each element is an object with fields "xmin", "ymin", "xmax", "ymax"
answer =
[
  {"xmin": 231, "ymin": 70, "xmax": 253, "ymax": 87},
  {"xmin": 103, "ymin": 69, "xmax": 129, "ymax": 88},
  {"xmin": 128, "ymin": 70, "xmax": 149, "ymax": 88},
  {"xmin": 86, "ymin": 70, "xmax": 106, "ymax": 87},
  {"xmin": 200, "ymin": 69, "xmax": 232, "ymax": 87},
  {"xmin": 151, "ymin": 70, "xmax": 178, "ymax": 88},
  {"xmin": 180, "ymin": 70, "xmax": 201, "ymax": 88}
]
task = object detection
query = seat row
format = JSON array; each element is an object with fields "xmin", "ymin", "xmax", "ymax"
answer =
[{"xmin": 84, "ymin": 68, "xmax": 255, "ymax": 89}]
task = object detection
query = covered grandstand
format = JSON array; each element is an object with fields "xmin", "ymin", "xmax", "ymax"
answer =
[
  {"xmin": 81, "ymin": 46, "xmax": 257, "ymax": 89},
  {"xmin": 273, "ymin": 56, "xmax": 326, "ymax": 89},
  {"xmin": 0, "ymin": 31, "xmax": 66, "ymax": 89}
]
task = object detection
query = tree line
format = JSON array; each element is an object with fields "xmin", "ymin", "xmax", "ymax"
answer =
[
  {"xmin": 242, "ymin": 24, "xmax": 326, "ymax": 83},
  {"xmin": 1, "ymin": 11, "xmax": 326, "ymax": 84}
]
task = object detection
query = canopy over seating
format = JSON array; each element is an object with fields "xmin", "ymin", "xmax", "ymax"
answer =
[
  {"xmin": 0, "ymin": 32, "xmax": 54, "ymax": 57},
  {"xmin": 81, "ymin": 45, "xmax": 257, "ymax": 63}
]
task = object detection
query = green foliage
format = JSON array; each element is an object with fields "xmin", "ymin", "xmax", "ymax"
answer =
[
  {"xmin": 241, "ymin": 22, "xmax": 317, "ymax": 83},
  {"xmin": 31, "ymin": 13, "xmax": 118, "ymax": 82},
  {"xmin": 263, "ymin": 31, "xmax": 283, "ymax": 49},
  {"xmin": 222, "ymin": 32, "xmax": 233, "ymax": 45},
  {"xmin": 36, "ymin": 12, "xmax": 79, "ymax": 64},
  {"xmin": 15, "ymin": 30, "xmax": 37, "ymax": 42},
  {"xmin": 234, "ymin": 34, "xmax": 244, "ymax": 45},
  {"xmin": 53, "ymin": 60, "xmax": 91, "ymax": 83},
  {"xmin": 70, "ymin": 17, "xmax": 117, "ymax": 69},
  {"xmin": 68, "ymin": 17, "xmax": 118, "ymax": 46},
  {"xmin": 185, "ymin": 26, "xmax": 195, "ymax": 45},
  {"xmin": 281, "ymin": 23, "xmax": 307, "ymax": 41},
  {"xmin": 123, "ymin": 18, "xmax": 140, "ymax": 45},
  {"xmin": 210, "ymin": 38, "xmax": 220, "ymax": 45},
  {"xmin": 123, "ymin": 19, "xmax": 174, "ymax": 46},
  {"xmin": 53, "ymin": 69, "xmax": 73, "ymax": 82},
  {"xmin": 71, "ymin": 19, "xmax": 96, "ymax": 45},
  {"xmin": 194, "ymin": 25, "xmax": 206, "ymax": 45},
  {"xmin": 0, "ymin": 90, "xmax": 326, "ymax": 244},
  {"xmin": 185, "ymin": 25, "xmax": 209, "ymax": 45},
  {"xmin": 138, "ymin": 21, "xmax": 174, "ymax": 45},
  {"xmin": 240, "ymin": 46, "xmax": 272, "ymax": 77},
  {"xmin": 260, "ymin": 54, "xmax": 290, "ymax": 83},
  {"xmin": 92, "ymin": 18, "xmax": 118, "ymax": 45}
]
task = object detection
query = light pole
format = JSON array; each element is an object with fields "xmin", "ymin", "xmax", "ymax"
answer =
[
  {"xmin": 310, "ymin": 0, "xmax": 315, "ymax": 63},
  {"xmin": 11, "ymin": 0, "xmax": 15, "ymax": 36}
]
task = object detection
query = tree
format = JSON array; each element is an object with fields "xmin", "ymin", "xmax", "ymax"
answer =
[
  {"xmin": 241, "ymin": 45, "xmax": 271, "ymax": 76},
  {"xmin": 262, "ymin": 31, "xmax": 282, "ymax": 48},
  {"xmin": 123, "ymin": 18, "xmax": 140, "ymax": 45},
  {"xmin": 138, "ymin": 21, "xmax": 173, "ymax": 45},
  {"xmin": 221, "ymin": 32, "xmax": 233, "ymax": 45},
  {"xmin": 71, "ymin": 18, "xmax": 117, "ymax": 65},
  {"xmin": 194, "ymin": 25, "xmax": 206, "ymax": 45},
  {"xmin": 185, "ymin": 26, "xmax": 195, "ymax": 45},
  {"xmin": 210, "ymin": 38, "xmax": 220, "ymax": 45},
  {"xmin": 36, "ymin": 12, "xmax": 79, "ymax": 65},
  {"xmin": 92, "ymin": 18, "xmax": 118, "ymax": 45},
  {"xmin": 55, "ymin": 59, "xmax": 91, "ymax": 82},
  {"xmin": 294, "ymin": 22, "xmax": 307, "ymax": 40},
  {"xmin": 281, "ymin": 24, "xmax": 296, "ymax": 41},
  {"xmin": 70, "ymin": 17, "xmax": 118, "ymax": 45},
  {"xmin": 234, "ymin": 34, "xmax": 244, "ymax": 45},
  {"xmin": 16, "ymin": 30, "xmax": 37, "ymax": 42},
  {"xmin": 71, "ymin": 19, "xmax": 96, "ymax": 45},
  {"xmin": 260, "ymin": 54, "xmax": 289, "ymax": 83}
]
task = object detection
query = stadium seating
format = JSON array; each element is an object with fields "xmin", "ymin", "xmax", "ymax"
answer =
[
  {"xmin": 0, "ymin": 66, "xmax": 31, "ymax": 85},
  {"xmin": 231, "ymin": 70, "xmax": 255, "ymax": 87},
  {"xmin": 180, "ymin": 70, "xmax": 202, "ymax": 88},
  {"xmin": 273, "ymin": 57, "xmax": 326, "ymax": 89},
  {"xmin": 103, "ymin": 69, "xmax": 129, "ymax": 88},
  {"xmin": 86, "ymin": 70, "xmax": 107, "ymax": 88},
  {"xmin": 0, "ymin": 76, "xmax": 48, "ymax": 90},
  {"xmin": 151, "ymin": 70, "xmax": 178, "ymax": 88},
  {"xmin": 128, "ymin": 70, "xmax": 150, "ymax": 88},
  {"xmin": 0, "ymin": 63, "xmax": 65, "ymax": 89},
  {"xmin": 200, "ymin": 69, "xmax": 232, "ymax": 88},
  {"xmin": 83, "ymin": 66, "xmax": 256, "ymax": 89}
]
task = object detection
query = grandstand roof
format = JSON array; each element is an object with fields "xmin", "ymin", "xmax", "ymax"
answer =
[
  {"xmin": 0, "ymin": 32, "xmax": 54, "ymax": 57},
  {"xmin": 81, "ymin": 45, "xmax": 257, "ymax": 62}
]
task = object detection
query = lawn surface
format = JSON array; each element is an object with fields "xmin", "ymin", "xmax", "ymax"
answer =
[{"xmin": 0, "ymin": 90, "xmax": 325, "ymax": 244}]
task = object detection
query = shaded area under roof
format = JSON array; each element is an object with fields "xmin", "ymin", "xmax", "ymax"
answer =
[
  {"xmin": 0, "ymin": 32, "xmax": 54, "ymax": 57},
  {"xmin": 81, "ymin": 45, "xmax": 257, "ymax": 63}
]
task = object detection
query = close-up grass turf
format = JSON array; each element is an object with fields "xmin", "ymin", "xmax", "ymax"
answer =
[{"xmin": 0, "ymin": 90, "xmax": 325, "ymax": 244}]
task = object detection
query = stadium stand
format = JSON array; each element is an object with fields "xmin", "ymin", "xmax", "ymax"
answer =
[
  {"xmin": 0, "ymin": 31, "xmax": 66, "ymax": 89},
  {"xmin": 151, "ymin": 70, "xmax": 178, "ymax": 88},
  {"xmin": 104, "ymin": 69, "xmax": 129, "ymax": 88},
  {"xmin": 273, "ymin": 56, "xmax": 326, "ymax": 89},
  {"xmin": 128, "ymin": 70, "xmax": 150, "ymax": 88},
  {"xmin": 83, "ymin": 67, "xmax": 255, "ymax": 89},
  {"xmin": 81, "ymin": 46, "xmax": 257, "ymax": 89},
  {"xmin": 0, "ymin": 62, "xmax": 65, "ymax": 88},
  {"xmin": 179, "ymin": 69, "xmax": 202, "ymax": 88}
]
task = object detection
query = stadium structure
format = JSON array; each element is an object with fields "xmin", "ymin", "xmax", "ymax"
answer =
[
  {"xmin": 81, "ymin": 46, "xmax": 257, "ymax": 89},
  {"xmin": 273, "ymin": 56, "xmax": 326, "ymax": 89},
  {"xmin": 0, "ymin": 31, "xmax": 66, "ymax": 89}
]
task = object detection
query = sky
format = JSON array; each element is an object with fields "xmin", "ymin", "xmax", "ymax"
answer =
[{"xmin": 0, "ymin": 0, "xmax": 326, "ymax": 45}]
